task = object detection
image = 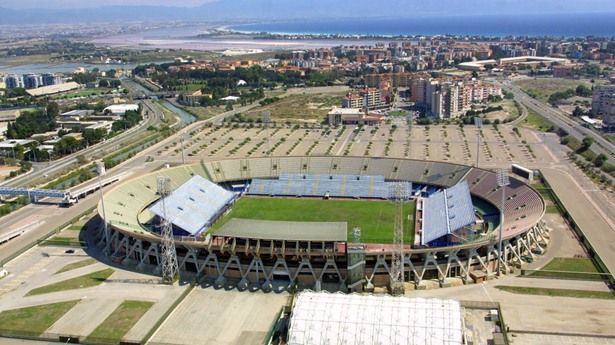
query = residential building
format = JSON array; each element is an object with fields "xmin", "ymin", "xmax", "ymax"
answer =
[
  {"xmin": 5, "ymin": 75, "xmax": 24, "ymax": 89},
  {"xmin": 342, "ymin": 88, "xmax": 388, "ymax": 110},
  {"xmin": 23, "ymin": 74, "xmax": 42, "ymax": 89},
  {"xmin": 327, "ymin": 108, "xmax": 384, "ymax": 126},
  {"xmin": 592, "ymin": 85, "xmax": 615, "ymax": 131}
]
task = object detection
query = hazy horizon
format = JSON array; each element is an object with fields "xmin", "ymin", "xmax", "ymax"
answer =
[{"xmin": 3, "ymin": 0, "xmax": 615, "ymax": 14}]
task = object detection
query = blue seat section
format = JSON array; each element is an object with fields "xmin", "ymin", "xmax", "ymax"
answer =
[
  {"xmin": 421, "ymin": 181, "xmax": 476, "ymax": 245},
  {"xmin": 248, "ymin": 174, "xmax": 410, "ymax": 200}
]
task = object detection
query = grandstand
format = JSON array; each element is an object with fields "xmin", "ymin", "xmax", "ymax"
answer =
[
  {"xmin": 98, "ymin": 156, "xmax": 547, "ymax": 291},
  {"xmin": 149, "ymin": 175, "xmax": 235, "ymax": 236},
  {"xmin": 419, "ymin": 181, "xmax": 477, "ymax": 246},
  {"xmin": 248, "ymin": 173, "xmax": 411, "ymax": 199}
]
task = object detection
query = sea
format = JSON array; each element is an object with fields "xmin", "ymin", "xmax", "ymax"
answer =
[{"xmin": 228, "ymin": 13, "xmax": 615, "ymax": 37}]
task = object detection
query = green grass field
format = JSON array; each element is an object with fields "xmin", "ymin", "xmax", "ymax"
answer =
[
  {"xmin": 496, "ymin": 285, "xmax": 615, "ymax": 300},
  {"xmin": 55, "ymin": 259, "xmax": 97, "ymax": 275},
  {"xmin": 243, "ymin": 92, "xmax": 345, "ymax": 123},
  {"xmin": 514, "ymin": 78, "xmax": 592, "ymax": 103},
  {"xmin": 86, "ymin": 300, "xmax": 154, "ymax": 344},
  {"xmin": 522, "ymin": 109, "xmax": 556, "ymax": 132},
  {"xmin": 0, "ymin": 300, "xmax": 80, "ymax": 337},
  {"xmin": 211, "ymin": 197, "xmax": 416, "ymax": 244},
  {"xmin": 529, "ymin": 257, "xmax": 603, "ymax": 280},
  {"xmin": 27, "ymin": 268, "xmax": 114, "ymax": 296}
]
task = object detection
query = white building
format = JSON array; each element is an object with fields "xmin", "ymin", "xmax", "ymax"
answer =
[
  {"xmin": 103, "ymin": 104, "xmax": 139, "ymax": 116},
  {"xmin": 287, "ymin": 292, "xmax": 463, "ymax": 345}
]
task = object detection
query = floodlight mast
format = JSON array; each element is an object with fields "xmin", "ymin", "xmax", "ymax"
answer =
[
  {"xmin": 389, "ymin": 182, "xmax": 408, "ymax": 295},
  {"xmin": 496, "ymin": 168, "xmax": 510, "ymax": 277},
  {"xmin": 96, "ymin": 161, "xmax": 109, "ymax": 254},
  {"xmin": 158, "ymin": 176, "xmax": 179, "ymax": 284}
]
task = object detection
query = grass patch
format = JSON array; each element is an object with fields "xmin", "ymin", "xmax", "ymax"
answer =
[
  {"xmin": 0, "ymin": 300, "xmax": 80, "ymax": 337},
  {"xmin": 389, "ymin": 110, "xmax": 409, "ymax": 117},
  {"xmin": 211, "ymin": 197, "xmax": 416, "ymax": 244},
  {"xmin": 27, "ymin": 268, "xmax": 114, "ymax": 296},
  {"xmin": 55, "ymin": 259, "xmax": 97, "ymax": 274},
  {"xmin": 522, "ymin": 108, "xmax": 556, "ymax": 132},
  {"xmin": 515, "ymin": 78, "xmax": 592, "ymax": 103},
  {"xmin": 495, "ymin": 285, "xmax": 615, "ymax": 300},
  {"xmin": 86, "ymin": 300, "xmax": 154, "ymax": 344},
  {"xmin": 529, "ymin": 257, "xmax": 603, "ymax": 280},
  {"xmin": 68, "ymin": 225, "xmax": 85, "ymax": 231},
  {"xmin": 39, "ymin": 236, "xmax": 84, "ymax": 247},
  {"xmin": 545, "ymin": 205, "xmax": 560, "ymax": 214},
  {"xmin": 183, "ymin": 105, "xmax": 226, "ymax": 120},
  {"xmin": 243, "ymin": 92, "xmax": 346, "ymax": 123}
]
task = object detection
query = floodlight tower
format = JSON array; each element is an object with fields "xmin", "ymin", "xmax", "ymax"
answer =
[
  {"xmin": 474, "ymin": 117, "xmax": 483, "ymax": 167},
  {"xmin": 496, "ymin": 168, "xmax": 510, "ymax": 277},
  {"xmin": 96, "ymin": 161, "xmax": 110, "ymax": 253},
  {"xmin": 389, "ymin": 182, "xmax": 408, "ymax": 295},
  {"xmin": 157, "ymin": 176, "xmax": 179, "ymax": 284}
]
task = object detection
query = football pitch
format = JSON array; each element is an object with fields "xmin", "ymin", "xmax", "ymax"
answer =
[{"xmin": 211, "ymin": 197, "xmax": 416, "ymax": 244}]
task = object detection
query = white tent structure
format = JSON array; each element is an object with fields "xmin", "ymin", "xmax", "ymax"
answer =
[{"xmin": 287, "ymin": 291, "xmax": 463, "ymax": 345}]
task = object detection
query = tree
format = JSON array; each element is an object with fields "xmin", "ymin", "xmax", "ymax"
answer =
[
  {"xmin": 572, "ymin": 106, "xmax": 585, "ymax": 117},
  {"xmin": 575, "ymin": 84, "xmax": 592, "ymax": 97},
  {"xmin": 46, "ymin": 102, "xmax": 60, "ymax": 118},
  {"xmin": 582, "ymin": 137, "xmax": 594, "ymax": 150},
  {"xmin": 594, "ymin": 153, "xmax": 607, "ymax": 167},
  {"xmin": 471, "ymin": 71, "xmax": 479, "ymax": 78},
  {"xmin": 98, "ymin": 79, "xmax": 110, "ymax": 88}
]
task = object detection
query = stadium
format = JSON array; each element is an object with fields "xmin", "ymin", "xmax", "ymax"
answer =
[{"xmin": 97, "ymin": 156, "xmax": 548, "ymax": 291}]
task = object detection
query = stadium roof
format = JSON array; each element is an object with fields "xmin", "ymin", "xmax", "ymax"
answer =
[
  {"xmin": 213, "ymin": 218, "xmax": 347, "ymax": 242},
  {"xmin": 26, "ymin": 82, "xmax": 80, "ymax": 97},
  {"xmin": 287, "ymin": 291, "xmax": 462, "ymax": 345},
  {"xmin": 150, "ymin": 175, "xmax": 235, "ymax": 236},
  {"xmin": 422, "ymin": 181, "xmax": 476, "ymax": 245}
]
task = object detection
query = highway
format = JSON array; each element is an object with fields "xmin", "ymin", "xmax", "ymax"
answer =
[
  {"xmin": 0, "ymin": 100, "xmax": 164, "ymax": 189},
  {"xmin": 0, "ymin": 94, "xmax": 265, "ymax": 265},
  {"xmin": 503, "ymin": 81, "xmax": 614, "ymax": 162}
]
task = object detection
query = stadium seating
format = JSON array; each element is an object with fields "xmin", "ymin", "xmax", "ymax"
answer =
[{"xmin": 248, "ymin": 174, "xmax": 409, "ymax": 199}]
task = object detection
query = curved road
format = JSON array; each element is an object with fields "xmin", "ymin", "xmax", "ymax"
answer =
[
  {"xmin": 503, "ymin": 81, "xmax": 614, "ymax": 162},
  {"xmin": 0, "ymin": 100, "xmax": 164, "ymax": 189}
]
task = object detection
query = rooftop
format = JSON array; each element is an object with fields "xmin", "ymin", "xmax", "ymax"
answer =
[
  {"xmin": 214, "ymin": 218, "xmax": 347, "ymax": 242},
  {"xmin": 288, "ymin": 292, "xmax": 462, "ymax": 345}
]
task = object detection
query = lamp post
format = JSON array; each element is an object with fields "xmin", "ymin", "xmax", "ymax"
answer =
[
  {"xmin": 262, "ymin": 111, "xmax": 271, "ymax": 156},
  {"xmin": 179, "ymin": 134, "xmax": 186, "ymax": 165},
  {"xmin": 474, "ymin": 117, "xmax": 483, "ymax": 167},
  {"xmin": 496, "ymin": 168, "xmax": 510, "ymax": 277}
]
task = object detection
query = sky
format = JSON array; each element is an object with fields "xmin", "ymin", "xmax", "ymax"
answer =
[
  {"xmin": 2, "ymin": 0, "xmax": 615, "ymax": 11},
  {"xmin": 1, "ymin": 0, "xmax": 210, "ymax": 8}
]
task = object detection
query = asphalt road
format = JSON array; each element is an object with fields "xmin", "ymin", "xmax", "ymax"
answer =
[
  {"xmin": 503, "ymin": 81, "xmax": 614, "ymax": 162},
  {"xmin": 0, "ymin": 100, "xmax": 163, "ymax": 189},
  {"xmin": 0, "ymin": 94, "xmax": 265, "ymax": 265}
]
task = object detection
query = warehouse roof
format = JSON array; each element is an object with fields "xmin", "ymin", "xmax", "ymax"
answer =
[{"xmin": 287, "ymin": 292, "xmax": 463, "ymax": 345}]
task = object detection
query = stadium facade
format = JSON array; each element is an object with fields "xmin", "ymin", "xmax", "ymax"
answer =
[{"xmin": 98, "ymin": 156, "xmax": 547, "ymax": 291}]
